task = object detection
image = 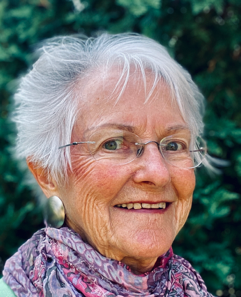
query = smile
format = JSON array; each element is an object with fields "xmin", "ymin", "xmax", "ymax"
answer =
[{"xmin": 115, "ymin": 202, "xmax": 167, "ymax": 210}]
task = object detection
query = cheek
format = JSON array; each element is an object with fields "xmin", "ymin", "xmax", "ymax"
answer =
[
  {"xmin": 171, "ymin": 167, "xmax": 196, "ymax": 198},
  {"xmin": 63, "ymin": 157, "xmax": 134, "ymax": 250},
  {"xmin": 70, "ymin": 155, "xmax": 130, "ymax": 205},
  {"xmin": 170, "ymin": 168, "xmax": 195, "ymax": 233}
]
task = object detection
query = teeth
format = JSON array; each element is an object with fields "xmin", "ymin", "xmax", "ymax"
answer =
[
  {"xmin": 134, "ymin": 203, "xmax": 142, "ymax": 209},
  {"xmin": 116, "ymin": 202, "xmax": 167, "ymax": 209},
  {"xmin": 151, "ymin": 204, "xmax": 159, "ymax": 209},
  {"xmin": 159, "ymin": 202, "xmax": 166, "ymax": 209},
  {"xmin": 127, "ymin": 203, "xmax": 133, "ymax": 209},
  {"xmin": 142, "ymin": 203, "xmax": 151, "ymax": 209}
]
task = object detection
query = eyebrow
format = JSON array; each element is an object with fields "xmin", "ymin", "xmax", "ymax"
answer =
[
  {"xmin": 165, "ymin": 124, "xmax": 190, "ymax": 133},
  {"xmin": 85, "ymin": 123, "xmax": 189, "ymax": 134},
  {"xmin": 84, "ymin": 124, "xmax": 136, "ymax": 134}
]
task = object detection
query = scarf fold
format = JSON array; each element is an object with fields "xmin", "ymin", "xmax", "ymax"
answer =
[{"xmin": 3, "ymin": 227, "xmax": 214, "ymax": 297}]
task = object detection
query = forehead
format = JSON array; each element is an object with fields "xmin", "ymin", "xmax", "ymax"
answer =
[{"xmin": 74, "ymin": 68, "xmax": 187, "ymax": 136}]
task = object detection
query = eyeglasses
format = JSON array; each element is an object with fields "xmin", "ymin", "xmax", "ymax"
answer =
[{"xmin": 59, "ymin": 128, "xmax": 207, "ymax": 169}]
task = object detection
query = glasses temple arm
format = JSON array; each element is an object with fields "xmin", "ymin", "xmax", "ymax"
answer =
[
  {"xmin": 189, "ymin": 148, "xmax": 206, "ymax": 153},
  {"xmin": 59, "ymin": 141, "xmax": 95, "ymax": 149}
]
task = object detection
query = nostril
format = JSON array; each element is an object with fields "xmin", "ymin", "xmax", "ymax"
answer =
[{"xmin": 141, "ymin": 181, "xmax": 155, "ymax": 186}]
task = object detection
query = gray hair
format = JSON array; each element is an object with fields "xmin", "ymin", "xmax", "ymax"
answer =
[{"xmin": 13, "ymin": 33, "xmax": 207, "ymax": 184}]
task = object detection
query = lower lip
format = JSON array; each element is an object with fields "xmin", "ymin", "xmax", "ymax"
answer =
[{"xmin": 114, "ymin": 204, "xmax": 170, "ymax": 214}]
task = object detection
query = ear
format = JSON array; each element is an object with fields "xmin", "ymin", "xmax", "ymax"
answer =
[{"xmin": 27, "ymin": 158, "xmax": 59, "ymax": 198}]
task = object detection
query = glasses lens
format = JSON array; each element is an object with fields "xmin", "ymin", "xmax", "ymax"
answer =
[
  {"xmin": 86, "ymin": 128, "xmax": 141, "ymax": 164},
  {"xmin": 189, "ymin": 136, "xmax": 207, "ymax": 168},
  {"xmin": 160, "ymin": 134, "xmax": 207, "ymax": 169}
]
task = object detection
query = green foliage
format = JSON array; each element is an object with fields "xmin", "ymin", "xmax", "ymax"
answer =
[
  {"xmin": 188, "ymin": 0, "xmax": 224, "ymax": 15},
  {"xmin": 0, "ymin": 0, "xmax": 241, "ymax": 295},
  {"xmin": 116, "ymin": 0, "xmax": 161, "ymax": 16}
]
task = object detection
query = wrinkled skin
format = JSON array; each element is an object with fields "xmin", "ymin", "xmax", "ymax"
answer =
[{"xmin": 29, "ymin": 71, "xmax": 195, "ymax": 274}]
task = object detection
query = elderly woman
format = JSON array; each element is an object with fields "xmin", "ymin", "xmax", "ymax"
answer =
[{"xmin": 1, "ymin": 33, "xmax": 214, "ymax": 296}]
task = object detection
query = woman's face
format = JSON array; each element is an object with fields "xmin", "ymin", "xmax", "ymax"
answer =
[{"xmin": 53, "ymin": 72, "xmax": 195, "ymax": 272}]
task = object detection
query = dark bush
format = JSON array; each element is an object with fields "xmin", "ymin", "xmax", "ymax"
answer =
[{"xmin": 0, "ymin": 1, "xmax": 240, "ymax": 295}]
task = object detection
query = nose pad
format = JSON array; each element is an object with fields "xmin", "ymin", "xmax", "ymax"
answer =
[
  {"xmin": 136, "ymin": 141, "xmax": 162, "ymax": 159},
  {"xmin": 136, "ymin": 147, "xmax": 144, "ymax": 157}
]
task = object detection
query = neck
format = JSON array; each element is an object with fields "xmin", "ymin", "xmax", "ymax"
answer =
[
  {"xmin": 121, "ymin": 256, "xmax": 158, "ymax": 275},
  {"xmin": 66, "ymin": 220, "xmax": 160, "ymax": 274}
]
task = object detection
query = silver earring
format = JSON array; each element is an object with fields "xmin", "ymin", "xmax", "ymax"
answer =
[{"xmin": 44, "ymin": 196, "xmax": 65, "ymax": 228}]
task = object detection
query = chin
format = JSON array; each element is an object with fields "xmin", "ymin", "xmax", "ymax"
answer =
[{"xmin": 120, "ymin": 230, "xmax": 174, "ymax": 260}]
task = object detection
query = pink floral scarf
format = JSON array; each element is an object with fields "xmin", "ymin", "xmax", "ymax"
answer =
[{"xmin": 3, "ymin": 227, "xmax": 214, "ymax": 296}]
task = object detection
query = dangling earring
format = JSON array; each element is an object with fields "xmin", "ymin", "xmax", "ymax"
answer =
[{"xmin": 44, "ymin": 196, "xmax": 65, "ymax": 228}]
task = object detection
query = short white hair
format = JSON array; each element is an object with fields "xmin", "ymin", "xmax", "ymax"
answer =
[{"xmin": 14, "ymin": 33, "xmax": 206, "ymax": 184}]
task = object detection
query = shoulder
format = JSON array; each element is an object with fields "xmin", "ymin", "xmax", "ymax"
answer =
[{"xmin": 0, "ymin": 279, "xmax": 16, "ymax": 297}]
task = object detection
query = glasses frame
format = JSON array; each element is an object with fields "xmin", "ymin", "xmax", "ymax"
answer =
[{"xmin": 59, "ymin": 134, "xmax": 207, "ymax": 169}]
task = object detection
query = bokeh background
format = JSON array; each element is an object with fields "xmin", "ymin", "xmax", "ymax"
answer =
[{"xmin": 0, "ymin": 0, "xmax": 241, "ymax": 296}]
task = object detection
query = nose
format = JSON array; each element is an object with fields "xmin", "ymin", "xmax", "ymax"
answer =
[{"xmin": 132, "ymin": 142, "xmax": 171, "ymax": 188}]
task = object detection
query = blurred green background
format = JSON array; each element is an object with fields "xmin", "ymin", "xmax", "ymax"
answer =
[{"xmin": 0, "ymin": 0, "xmax": 241, "ymax": 296}]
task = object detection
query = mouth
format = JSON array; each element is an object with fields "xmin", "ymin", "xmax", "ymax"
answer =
[{"xmin": 114, "ymin": 202, "xmax": 170, "ymax": 210}]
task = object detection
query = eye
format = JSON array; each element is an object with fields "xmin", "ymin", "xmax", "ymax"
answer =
[
  {"xmin": 165, "ymin": 141, "xmax": 185, "ymax": 151},
  {"xmin": 103, "ymin": 139, "xmax": 123, "ymax": 150}
]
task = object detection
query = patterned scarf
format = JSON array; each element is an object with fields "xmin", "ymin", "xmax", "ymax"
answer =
[{"xmin": 3, "ymin": 227, "xmax": 214, "ymax": 297}]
